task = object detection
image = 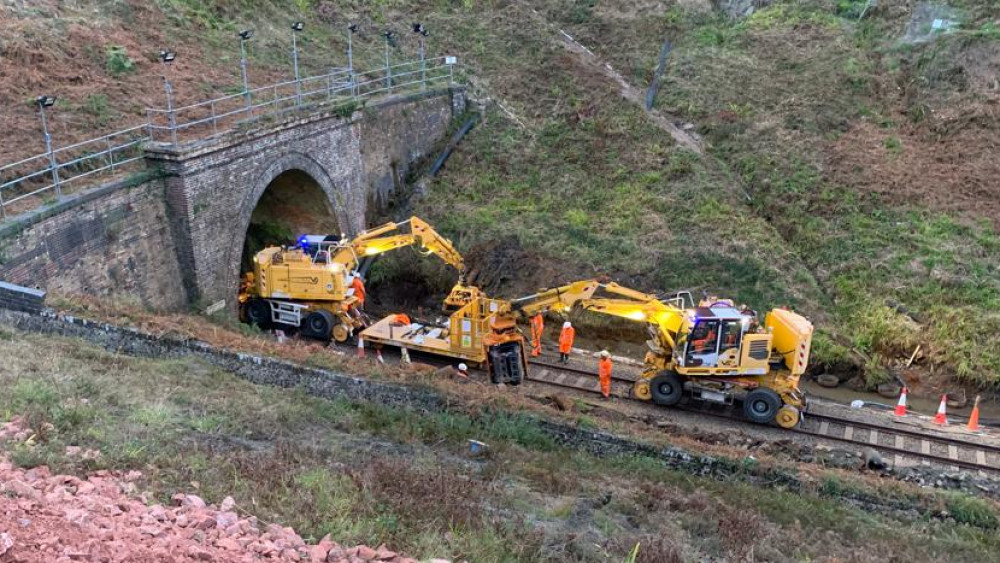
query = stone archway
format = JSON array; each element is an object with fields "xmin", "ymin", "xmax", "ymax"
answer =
[{"xmin": 223, "ymin": 152, "xmax": 350, "ymax": 303}]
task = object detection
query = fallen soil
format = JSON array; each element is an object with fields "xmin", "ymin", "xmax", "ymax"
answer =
[{"xmin": 0, "ymin": 419, "xmax": 430, "ymax": 563}]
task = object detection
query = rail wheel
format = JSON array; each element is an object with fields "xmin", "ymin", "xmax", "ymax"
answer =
[
  {"xmin": 332, "ymin": 323, "xmax": 351, "ymax": 343},
  {"xmin": 743, "ymin": 388, "xmax": 781, "ymax": 424},
  {"xmin": 650, "ymin": 371, "xmax": 683, "ymax": 406},
  {"xmin": 632, "ymin": 379, "xmax": 652, "ymax": 401},
  {"xmin": 775, "ymin": 405, "xmax": 800, "ymax": 429}
]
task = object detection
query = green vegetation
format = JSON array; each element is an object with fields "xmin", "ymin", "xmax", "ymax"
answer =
[
  {"xmin": 2, "ymin": 329, "xmax": 1000, "ymax": 561},
  {"xmin": 104, "ymin": 45, "xmax": 135, "ymax": 77}
]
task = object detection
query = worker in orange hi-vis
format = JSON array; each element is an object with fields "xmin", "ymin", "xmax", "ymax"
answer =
[
  {"xmin": 530, "ymin": 312, "xmax": 545, "ymax": 357},
  {"xmin": 558, "ymin": 321, "xmax": 575, "ymax": 364},
  {"xmin": 350, "ymin": 273, "xmax": 366, "ymax": 309},
  {"xmin": 598, "ymin": 350, "xmax": 612, "ymax": 400}
]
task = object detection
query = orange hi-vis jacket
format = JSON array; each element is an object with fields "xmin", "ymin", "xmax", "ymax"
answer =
[
  {"xmin": 351, "ymin": 277, "xmax": 366, "ymax": 305},
  {"xmin": 558, "ymin": 325, "xmax": 575, "ymax": 354},
  {"xmin": 530, "ymin": 314, "xmax": 544, "ymax": 345},
  {"xmin": 598, "ymin": 357, "xmax": 612, "ymax": 397}
]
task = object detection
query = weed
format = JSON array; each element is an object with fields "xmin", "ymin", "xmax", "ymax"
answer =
[
  {"xmin": 947, "ymin": 493, "xmax": 999, "ymax": 529},
  {"xmin": 105, "ymin": 45, "xmax": 135, "ymax": 77}
]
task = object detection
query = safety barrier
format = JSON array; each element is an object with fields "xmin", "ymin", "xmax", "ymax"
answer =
[{"xmin": 0, "ymin": 56, "xmax": 457, "ymax": 221}]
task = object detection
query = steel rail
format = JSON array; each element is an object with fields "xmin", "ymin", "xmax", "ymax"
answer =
[{"xmin": 522, "ymin": 360, "xmax": 1000, "ymax": 473}]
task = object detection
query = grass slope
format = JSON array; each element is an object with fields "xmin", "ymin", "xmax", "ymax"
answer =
[{"xmin": 3, "ymin": 326, "xmax": 1000, "ymax": 562}]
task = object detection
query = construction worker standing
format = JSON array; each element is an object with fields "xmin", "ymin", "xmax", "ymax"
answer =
[
  {"xmin": 530, "ymin": 312, "xmax": 545, "ymax": 357},
  {"xmin": 558, "ymin": 321, "xmax": 575, "ymax": 363},
  {"xmin": 350, "ymin": 273, "xmax": 366, "ymax": 309},
  {"xmin": 598, "ymin": 350, "xmax": 612, "ymax": 400}
]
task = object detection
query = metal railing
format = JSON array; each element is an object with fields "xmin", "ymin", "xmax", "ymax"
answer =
[
  {"xmin": 0, "ymin": 125, "xmax": 149, "ymax": 220},
  {"xmin": 1, "ymin": 56, "xmax": 458, "ymax": 221},
  {"xmin": 145, "ymin": 57, "xmax": 454, "ymax": 144}
]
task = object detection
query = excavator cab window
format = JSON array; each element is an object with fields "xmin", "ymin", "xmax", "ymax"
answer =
[
  {"xmin": 685, "ymin": 319, "xmax": 720, "ymax": 367},
  {"xmin": 720, "ymin": 320, "xmax": 741, "ymax": 352}
]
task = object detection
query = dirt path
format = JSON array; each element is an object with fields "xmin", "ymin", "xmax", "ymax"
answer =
[{"xmin": 520, "ymin": 4, "xmax": 704, "ymax": 154}]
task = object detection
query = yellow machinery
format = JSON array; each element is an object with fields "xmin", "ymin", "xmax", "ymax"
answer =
[
  {"xmin": 578, "ymin": 283, "xmax": 813, "ymax": 428},
  {"xmin": 361, "ymin": 280, "xmax": 602, "ymax": 384},
  {"xmin": 239, "ymin": 216, "xmax": 466, "ymax": 342}
]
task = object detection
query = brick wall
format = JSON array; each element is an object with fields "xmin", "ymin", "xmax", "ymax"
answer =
[
  {"xmin": 0, "ymin": 175, "xmax": 188, "ymax": 310},
  {"xmin": 360, "ymin": 89, "xmax": 465, "ymax": 216}
]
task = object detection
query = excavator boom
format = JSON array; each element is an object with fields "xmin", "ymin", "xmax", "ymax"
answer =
[
  {"xmin": 509, "ymin": 280, "xmax": 602, "ymax": 317},
  {"xmin": 330, "ymin": 216, "xmax": 465, "ymax": 274}
]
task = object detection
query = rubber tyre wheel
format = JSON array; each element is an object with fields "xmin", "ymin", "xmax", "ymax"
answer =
[
  {"xmin": 244, "ymin": 299, "xmax": 271, "ymax": 328},
  {"xmin": 743, "ymin": 388, "xmax": 782, "ymax": 424},
  {"xmin": 304, "ymin": 310, "xmax": 334, "ymax": 341},
  {"xmin": 649, "ymin": 371, "xmax": 683, "ymax": 406}
]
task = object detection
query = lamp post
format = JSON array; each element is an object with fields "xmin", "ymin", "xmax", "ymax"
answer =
[
  {"xmin": 36, "ymin": 95, "xmax": 60, "ymax": 198},
  {"xmin": 239, "ymin": 30, "xmax": 254, "ymax": 113},
  {"xmin": 159, "ymin": 49, "xmax": 177, "ymax": 145},
  {"xmin": 383, "ymin": 29, "xmax": 394, "ymax": 93},
  {"xmin": 347, "ymin": 23, "xmax": 358, "ymax": 73},
  {"xmin": 291, "ymin": 21, "xmax": 304, "ymax": 106},
  {"xmin": 412, "ymin": 23, "xmax": 429, "ymax": 89},
  {"xmin": 347, "ymin": 23, "xmax": 359, "ymax": 97}
]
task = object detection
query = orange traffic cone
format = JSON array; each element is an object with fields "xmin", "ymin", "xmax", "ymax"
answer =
[
  {"xmin": 356, "ymin": 336, "xmax": 365, "ymax": 358},
  {"xmin": 933, "ymin": 394, "xmax": 948, "ymax": 425},
  {"xmin": 894, "ymin": 387, "xmax": 908, "ymax": 417},
  {"xmin": 967, "ymin": 395, "xmax": 981, "ymax": 432},
  {"xmin": 376, "ymin": 349, "xmax": 385, "ymax": 364}
]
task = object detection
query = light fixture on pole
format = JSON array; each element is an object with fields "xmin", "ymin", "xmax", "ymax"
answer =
[
  {"xmin": 36, "ymin": 95, "xmax": 61, "ymax": 198},
  {"xmin": 383, "ymin": 29, "xmax": 395, "ymax": 92},
  {"xmin": 347, "ymin": 23, "xmax": 358, "ymax": 73},
  {"xmin": 238, "ymin": 30, "xmax": 254, "ymax": 113},
  {"xmin": 412, "ymin": 23, "xmax": 429, "ymax": 89},
  {"xmin": 159, "ymin": 49, "xmax": 178, "ymax": 145},
  {"xmin": 291, "ymin": 21, "xmax": 305, "ymax": 106}
]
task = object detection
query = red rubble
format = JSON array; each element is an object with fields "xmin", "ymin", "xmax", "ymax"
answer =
[{"xmin": 0, "ymin": 454, "xmax": 443, "ymax": 563}]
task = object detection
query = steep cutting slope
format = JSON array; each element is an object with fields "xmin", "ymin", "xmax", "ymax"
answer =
[{"xmin": 2, "ymin": 0, "xmax": 1000, "ymax": 390}]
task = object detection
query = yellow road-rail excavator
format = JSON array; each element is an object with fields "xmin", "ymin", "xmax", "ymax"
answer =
[
  {"xmin": 361, "ymin": 280, "xmax": 603, "ymax": 385},
  {"xmin": 576, "ymin": 282, "xmax": 813, "ymax": 428},
  {"xmin": 238, "ymin": 216, "xmax": 466, "ymax": 342}
]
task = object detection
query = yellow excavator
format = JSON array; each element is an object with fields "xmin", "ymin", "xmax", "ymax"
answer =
[
  {"xmin": 577, "ymin": 283, "xmax": 813, "ymax": 428},
  {"xmin": 238, "ymin": 216, "xmax": 467, "ymax": 342},
  {"xmin": 360, "ymin": 279, "xmax": 603, "ymax": 384}
]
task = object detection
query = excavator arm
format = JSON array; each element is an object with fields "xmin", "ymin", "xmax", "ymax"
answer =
[
  {"xmin": 580, "ymin": 285, "xmax": 687, "ymax": 353},
  {"xmin": 508, "ymin": 280, "xmax": 602, "ymax": 317},
  {"xmin": 330, "ymin": 216, "xmax": 465, "ymax": 274}
]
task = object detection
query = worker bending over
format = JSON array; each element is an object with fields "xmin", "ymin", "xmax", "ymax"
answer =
[
  {"xmin": 598, "ymin": 350, "xmax": 612, "ymax": 400},
  {"xmin": 558, "ymin": 321, "xmax": 575, "ymax": 363},
  {"xmin": 530, "ymin": 312, "xmax": 544, "ymax": 357}
]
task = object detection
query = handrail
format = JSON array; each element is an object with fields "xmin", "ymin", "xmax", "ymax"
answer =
[{"xmin": 0, "ymin": 55, "xmax": 459, "ymax": 221}]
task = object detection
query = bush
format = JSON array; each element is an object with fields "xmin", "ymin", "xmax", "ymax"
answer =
[{"xmin": 105, "ymin": 45, "xmax": 136, "ymax": 77}]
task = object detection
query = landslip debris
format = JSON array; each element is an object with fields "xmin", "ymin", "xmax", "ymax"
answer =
[{"xmin": 0, "ymin": 416, "xmax": 460, "ymax": 563}]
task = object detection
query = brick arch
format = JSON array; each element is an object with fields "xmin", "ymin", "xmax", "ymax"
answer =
[{"xmin": 223, "ymin": 152, "xmax": 350, "ymax": 301}]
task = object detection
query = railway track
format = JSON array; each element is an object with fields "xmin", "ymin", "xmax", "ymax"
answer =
[{"xmin": 526, "ymin": 357, "xmax": 1000, "ymax": 473}]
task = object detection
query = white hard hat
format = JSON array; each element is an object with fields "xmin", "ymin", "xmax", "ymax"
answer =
[
  {"xmin": 458, "ymin": 363, "xmax": 468, "ymax": 372},
  {"xmin": 600, "ymin": 350, "xmax": 610, "ymax": 358},
  {"xmin": 563, "ymin": 321, "xmax": 572, "ymax": 329}
]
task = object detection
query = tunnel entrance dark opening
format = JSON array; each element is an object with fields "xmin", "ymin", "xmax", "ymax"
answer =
[{"xmin": 240, "ymin": 169, "xmax": 340, "ymax": 274}]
